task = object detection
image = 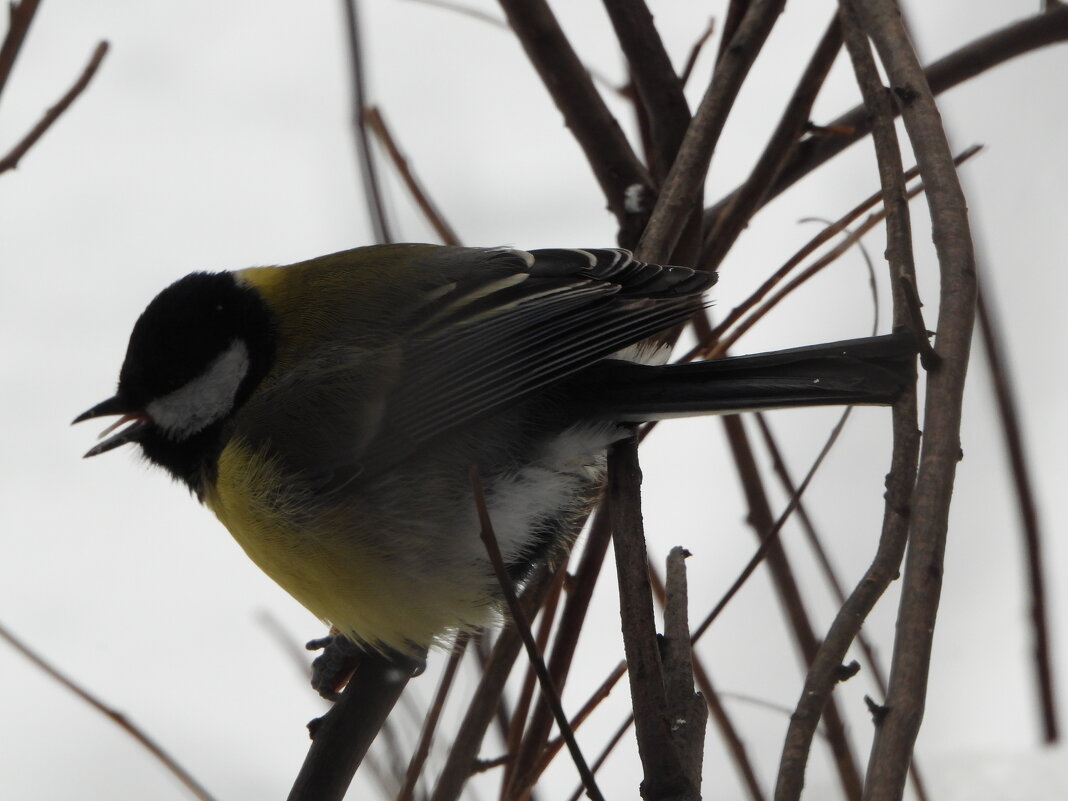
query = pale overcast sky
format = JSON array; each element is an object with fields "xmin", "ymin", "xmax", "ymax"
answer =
[{"xmin": 1, "ymin": 2, "xmax": 1065, "ymax": 799}]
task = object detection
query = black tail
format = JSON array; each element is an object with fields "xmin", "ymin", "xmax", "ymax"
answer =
[{"xmin": 575, "ymin": 331, "xmax": 916, "ymax": 421}]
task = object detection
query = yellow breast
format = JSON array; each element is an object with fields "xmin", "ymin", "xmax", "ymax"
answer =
[{"xmin": 203, "ymin": 437, "xmax": 493, "ymax": 653}]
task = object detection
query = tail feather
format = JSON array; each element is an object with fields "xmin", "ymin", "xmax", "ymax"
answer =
[{"xmin": 575, "ymin": 331, "xmax": 915, "ymax": 421}]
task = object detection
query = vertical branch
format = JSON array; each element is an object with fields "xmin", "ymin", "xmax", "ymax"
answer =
[
  {"xmin": 774, "ymin": 3, "xmax": 926, "ymax": 797},
  {"xmin": 759, "ymin": 415, "xmax": 931, "ymax": 801},
  {"xmin": 853, "ymin": 2, "xmax": 978, "ymax": 799},
  {"xmin": 976, "ymin": 283, "xmax": 1059, "ymax": 742},
  {"xmin": 637, "ymin": 0, "xmax": 786, "ymax": 262},
  {"xmin": 835, "ymin": 0, "xmax": 916, "ymax": 306},
  {"xmin": 648, "ymin": 565, "xmax": 767, "ymax": 801},
  {"xmin": 341, "ymin": 0, "xmax": 393, "ymax": 244},
  {"xmin": 609, "ymin": 434, "xmax": 694, "ymax": 801},
  {"xmin": 662, "ymin": 548, "xmax": 707, "ymax": 794}
]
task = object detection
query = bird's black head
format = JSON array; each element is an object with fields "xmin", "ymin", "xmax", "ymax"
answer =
[{"xmin": 75, "ymin": 271, "xmax": 277, "ymax": 493}]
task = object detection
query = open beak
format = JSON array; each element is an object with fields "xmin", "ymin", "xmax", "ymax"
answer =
[{"xmin": 73, "ymin": 396, "xmax": 151, "ymax": 458}]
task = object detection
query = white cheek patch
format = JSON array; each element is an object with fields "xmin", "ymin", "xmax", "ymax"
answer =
[{"xmin": 147, "ymin": 339, "xmax": 250, "ymax": 439}]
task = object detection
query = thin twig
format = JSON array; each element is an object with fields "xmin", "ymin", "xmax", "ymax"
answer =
[
  {"xmin": 341, "ymin": 0, "xmax": 393, "ymax": 244},
  {"xmin": 707, "ymin": 203, "xmax": 897, "ymax": 359},
  {"xmin": 679, "ymin": 17, "xmax": 717, "ymax": 87},
  {"xmin": 0, "ymin": 621, "xmax": 218, "ymax": 801},
  {"xmin": 428, "ymin": 624, "xmax": 525, "ymax": 801},
  {"xmin": 507, "ymin": 510, "xmax": 614, "ymax": 798},
  {"xmin": 693, "ymin": 409, "xmax": 855, "ymax": 644},
  {"xmin": 694, "ymin": 145, "xmax": 979, "ymax": 357},
  {"xmin": 0, "ymin": 41, "xmax": 109, "ymax": 174},
  {"xmin": 897, "ymin": 275, "xmax": 940, "ymax": 369},
  {"xmin": 976, "ymin": 282, "xmax": 1059, "ymax": 743},
  {"xmin": 526, "ymin": 662, "xmax": 626, "ymax": 785},
  {"xmin": 704, "ymin": 3, "xmax": 1068, "ymax": 232},
  {"xmin": 719, "ymin": 416, "xmax": 864, "ymax": 801},
  {"xmin": 702, "ymin": 145, "xmax": 981, "ymax": 361},
  {"xmin": 565, "ymin": 715, "xmax": 635, "ymax": 801},
  {"xmin": 497, "ymin": 0, "xmax": 652, "ymax": 240},
  {"xmin": 638, "ymin": 0, "xmax": 786, "ymax": 262},
  {"xmin": 405, "ymin": 0, "xmax": 506, "ymax": 27},
  {"xmin": 364, "ymin": 105, "xmax": 461, "ymax": 246},
  {"xmin": 702, "ymin": 16, "xmax": 842, "ymax": 269},
  {"xmin": 470, "ymin": 468, "xmax": 605, "ymax": 801},
  {"xmin": 502, "ymin": 563, "xmax": 567, "ymax": 796},
  {"xmin": 396, "ymin": 636, "xmax": 469, "ymax": 801},
  {"xmin": 699, "ymin": 162, "xmax": 928, "ymax": 352}
]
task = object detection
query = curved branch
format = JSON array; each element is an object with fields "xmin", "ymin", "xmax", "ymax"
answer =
[
  {"xmin": 704, "ymin": 4, "xmax": 1068, "ymax": 231},
  {"xmin": 855, "ymin": 1, "xmax": 978, "ymax": 797}
]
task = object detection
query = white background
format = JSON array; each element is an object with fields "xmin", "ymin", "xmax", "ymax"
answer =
[{"xmin": 1, "ymin": 1, "xmax": 1065, "ymax": 799}]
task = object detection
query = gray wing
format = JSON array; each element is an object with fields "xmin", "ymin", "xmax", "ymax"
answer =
[
  {"xmin": 365, "ymin": 247, "xmax": 715, "ymax": 464},
  {"xmin": 239, "ymin": 246, "xmax": 715, "ymax": 481}
]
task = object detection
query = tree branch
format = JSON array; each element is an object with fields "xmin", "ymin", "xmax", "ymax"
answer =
[
  {"xmin": 976, "ymin": 283, "xmax": 1059, "ymax": 743},
  {"xmin": 341, "ymin": 0, "xmax": 393, "ymax": 244},
  {"xmin": 0, "ymin": 0, "xmax": 42, "ymax": 102},
  {"xmin": 638, "ymin": 0, "xmax": 785, "ymax": 262},
  {"xmin": 497, "ymin": 0, "xmax": 652, "ymax": 242},
  {"xmin": 602, "ymin": 0, "xmax": 691, "ymax": 183},
  {"xmin": 701, "ymin": 16, "xmax": 842, "ymax": 269},
  {"xmin": 609, "ymin": 435, "xmax": 694, "ymax": 801},
  {"xmin": 853, "ymin": 2, "xmax": 978, "ymax": 797},
  {"xmin": 0, "ymin": 41, "xmax": 109, "ymax": 175},
  {"xmin": 704, "ymin": 4, "xmax": 1068, "ymax": 231}
]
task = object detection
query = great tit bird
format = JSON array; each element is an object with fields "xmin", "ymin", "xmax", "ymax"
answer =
[{"xmin": 75, "ymin": 245, "xmax": 912, "ymax": 657}]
